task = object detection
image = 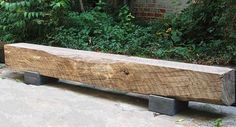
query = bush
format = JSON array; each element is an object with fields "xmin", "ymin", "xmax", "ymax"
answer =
[
  {"xmin": 0, "ymin": 0, "xmax": 70, "ymax": 43},
  {"xmin": 1, "ymin": 0, "xmax": 235, "ymax": 65},
  {"xmin": 151, "ymin": 0, "xmax": 236, "ymax": 64},
  {"xmin": 49, "ymin": 7, "xmax": 158, "ymax": 56}
]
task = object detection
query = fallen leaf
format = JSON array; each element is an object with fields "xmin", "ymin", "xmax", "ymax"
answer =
[
  {"xmin": 15, "ymin": 79, "xmax": 23, "ymax": 82},
  {"xmin": 176, "ymin": 119, "xmax": 185, "ymax": 123}
]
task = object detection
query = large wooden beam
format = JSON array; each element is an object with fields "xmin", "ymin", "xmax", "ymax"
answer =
[{"xmin": 4, "ymin": 43, "xmax": 235, "ymax": 105}]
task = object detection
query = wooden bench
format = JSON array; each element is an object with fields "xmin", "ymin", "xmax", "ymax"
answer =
[{"xmin": 4, "ymin": 43, "xmax": 235, "ymax": 115}]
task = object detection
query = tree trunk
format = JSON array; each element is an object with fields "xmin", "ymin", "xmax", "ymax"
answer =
[{"xmin": 79, "ymin": 0, "xmax": 85, "ymax": 12}]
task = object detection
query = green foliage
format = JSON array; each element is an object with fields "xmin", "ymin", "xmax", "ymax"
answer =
[
  {"xmin": 49, "ymin": 27, "xmax": 91, "ymax": 50},
  {"xmin": 0, "ymin": 0, "xmax": 235, "ymax": 65},
  {"xmin": 118, "ymin": 5, "xmax": 135, "ymax": 31},
  {"xmin": 0, "ymin": 0, "xmax": 70, "ymax": 43},
  {"xmin": 174, "ymin": 0, "xmax": 235, "ymax": 44},
  {"xmin": 48, "ymin": 1, "xmax": 236, "ymax": 65},
  {"xmin": 49, "ymin": 5, "xmax": 157, "ymax": 56},
  {"xmin": 214, "ymin": 118, "xmax": 222, "ymax": 127},
  {"xmin": 151, "ymin": 0, "xmax": 236, "ymax": 64}
]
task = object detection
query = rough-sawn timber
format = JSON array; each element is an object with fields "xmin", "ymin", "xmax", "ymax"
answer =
[{"xmin": 4, "ymin": 43, "xmax": 235, "ymax": 105}]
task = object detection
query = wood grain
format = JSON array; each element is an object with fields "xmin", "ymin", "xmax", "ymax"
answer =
[{"xmin": 4, "ymin": 43, "xmax": 235, "ymax": 105}]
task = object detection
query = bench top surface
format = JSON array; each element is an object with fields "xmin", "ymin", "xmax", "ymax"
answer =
[{"xmin": 6, "ymin": 43, "xmax": 233, "ymax": 74}]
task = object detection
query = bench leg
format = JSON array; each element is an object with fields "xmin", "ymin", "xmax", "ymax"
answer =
[
  {"xmin": 232, "ymin": 71, "xmax": 236, "ymax": 107},
  {"xmin": 232, "ymin": 84, "xmax": 236, "ymax": 107},
  {"xmin": 148, "ymin": 95, "xmax": 188, "ymax": 116},
  {"xmin": 24, "ymin": 71, "xmax": 58, "ymax": 85}
]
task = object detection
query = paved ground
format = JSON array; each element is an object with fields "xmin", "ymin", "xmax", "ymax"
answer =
[{"xmin": 0, "ymin": 66, "xmax": 235, "ymax": 127}]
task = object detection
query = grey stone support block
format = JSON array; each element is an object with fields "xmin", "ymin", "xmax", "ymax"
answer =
[
  {"xmin": 232, "ymin": 69, "xmax": 236, "ymax": 107},
  {"xmin": 24, "ymin": 71, "xmax": 58, "ymax": 85},
  {"xmin": 233, "ymin": 84, "xmax": 236, "ymax": 106},
  {"xmin": 148, "ymin": 95, "xmax": 188, "ymax": 116}
]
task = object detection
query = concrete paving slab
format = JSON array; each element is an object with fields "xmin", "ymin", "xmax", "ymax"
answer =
[{"xmin": 0, "ymin": 67, "xmax": 235, "ymax": 127}]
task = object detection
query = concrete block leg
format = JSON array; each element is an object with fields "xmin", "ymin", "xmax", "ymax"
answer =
[
  {"xmin": 232, "ymin": 70, "xmax": 236, "ymax": 107},
  {"xmin": 24, "ymin": 71, "xmax": 58, "ymax": 85},
  {"xmin": 148, "ymin": 95, "xmax": 188, "ymax": 116},
  {"xmin": 232, "ymin": 85, "xmax": 236, "ymax": 107}
]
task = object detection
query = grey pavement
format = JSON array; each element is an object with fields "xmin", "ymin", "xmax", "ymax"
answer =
[{"xmin": 0, "ymin": 67, "xmax": 235, "ymax": 127}]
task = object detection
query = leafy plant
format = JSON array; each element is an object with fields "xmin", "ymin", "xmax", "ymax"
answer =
[
  {"xmin": 152, "ymin": 0, "xmax": 236, "ymax": 64},
  {"xmin": 214, "ymin": 118, "xmax": 222, "ymax": 127},
  {"xmin": 0, "ymin": 0, "xmax": 235, "ymax": 65},
  {"xmin": 49, "ymin": 4, "xmax": 157, "ymax": 56},
  {"xmin": 0, "ymin": 0, "xmax": 70, "ymax": 43},
  {"xmin": 117, "ymin": 5, "xmax": 135, "ymax": 32}
]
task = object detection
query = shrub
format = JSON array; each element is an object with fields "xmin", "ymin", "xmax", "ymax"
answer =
[
  {"xmin": 0, "ymin": 0, "xmax": 70, "ymax": 43},
  {"xmin": 0, "ymin": 0, "xmax": 235, "ymax": 65},
  {"xmin": 48, "ymin": 5, "xmax": 158, "ymax": 56},
  {"xmin": 152, "ymin": 0, "xmax": 236, "ymax": 64}
]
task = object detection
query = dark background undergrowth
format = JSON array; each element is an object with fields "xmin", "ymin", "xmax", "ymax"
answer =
[{"xmin": 0, "ymin": 0, "xmax": 235, "ymax": 65}]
